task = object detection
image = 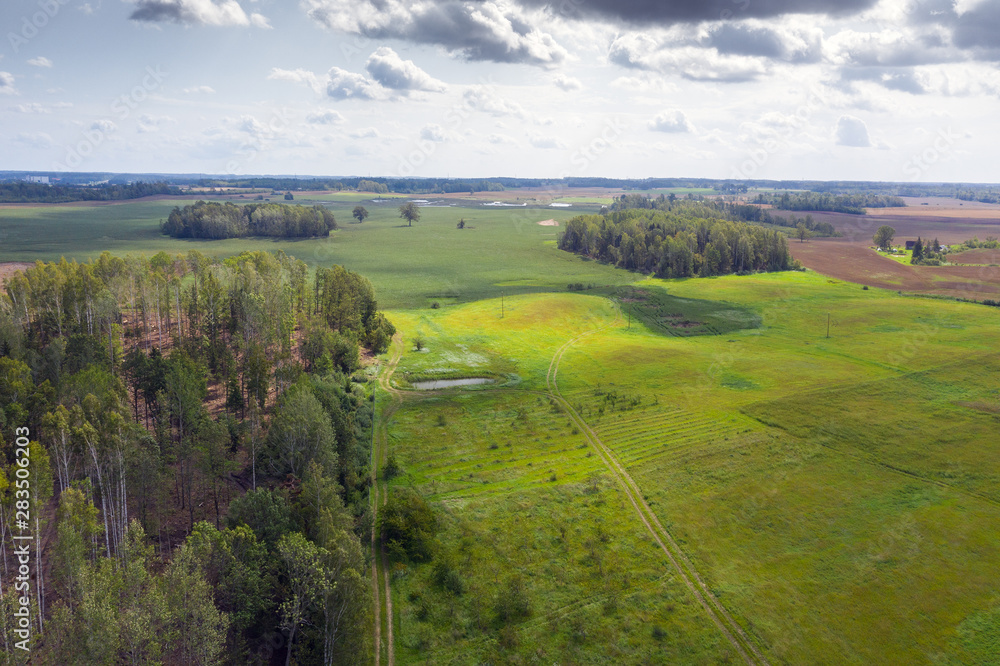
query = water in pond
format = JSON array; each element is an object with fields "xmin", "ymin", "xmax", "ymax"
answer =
[{"xmin": 411, "ymin": 377, "xmax": 495, "ymax": 390}]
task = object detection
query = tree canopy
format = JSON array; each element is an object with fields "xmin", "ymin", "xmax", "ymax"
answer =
[{"xmin": 161, "ymin": 201, "xmax": 336, "ymax": 239}]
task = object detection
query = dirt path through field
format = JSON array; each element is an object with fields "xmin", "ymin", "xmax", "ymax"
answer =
[
  {"xmin": 372, "ymin": 335, "xmax": 403, "ymax": 666},
  {"xmin": 545, "ymin": 304, "xmax": 770, "ymax": 666}
]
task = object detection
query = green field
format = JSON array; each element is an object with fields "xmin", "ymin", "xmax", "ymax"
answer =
[
  {"xmin": 0, "ymin": 197, "xmax": 620, "ymax": 309},
  {"xmin": 376, "ymin": 264, "xmax": 1000, "ymax": 663},
  {"xmin": 4, "ymin": 195, "xmax": 1000, "ymax": 664}
]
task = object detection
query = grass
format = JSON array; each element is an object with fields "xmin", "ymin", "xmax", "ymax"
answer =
[
  {"xmin": 0, "ymin": 198, "xmax": 635, "ymax": 309},
  {"xmin": 877, "ymin": 248, "xmax": 914, "ymax": 264},
  {"xmin": 6, "ymin": 195, "xmax": 1000, "ymax": 663},
  {"xmin": 385, "ymin": 390, "xmax": 736, "ymax": 664},
  {"xmin": 379, "ymin": 269, "xmax": 1000, "ymax": 664}
]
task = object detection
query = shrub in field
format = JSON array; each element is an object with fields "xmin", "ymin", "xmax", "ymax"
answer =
[
  {"xmin": 494, "ymin": 576, "xmax": 531, "ymax": 624},
  {"xmin": 378, "ymin": 488, "xmax": 437, "ymax": 562}
]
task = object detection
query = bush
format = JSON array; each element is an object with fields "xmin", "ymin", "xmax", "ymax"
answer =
[
  {"xmin": 383, "ymin": 453, "xmax": 401, "ymax": 481},
  {"xmin": 378, "ymin": 488, "xmax": 437, "ymax": 562},
  {"xmin": 494, "ymin": 576, "xmax": 531, "ymax": 624},
  {"xmin": 432, "ymin": 558, "xmax": 464, "ymax": 595}
]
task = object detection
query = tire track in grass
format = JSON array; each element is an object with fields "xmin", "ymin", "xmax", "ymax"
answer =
[
  {"xmin": 546, "ymin": 303, "xmax": 771, "ymax": 666},
  {"xmin": 373, "ymin": 334, "xmax": 404, "ymax": 666}
]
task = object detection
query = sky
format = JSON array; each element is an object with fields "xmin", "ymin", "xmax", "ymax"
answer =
[{"xmin": 1, "ymin": 0, "xmax": 999, "ymax": 182}]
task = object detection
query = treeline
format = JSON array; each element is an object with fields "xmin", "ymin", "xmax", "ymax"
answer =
[
  {"xmin": 956, "ymin": 190, "xmax": 1000, "ymax": 204},
  {"xmin": 607, "ymin": 195, "xmax": 839, "ymax": 237},
  {"xmin": 0, "ymin": 181, "xmax": 180, "ymax": 203},
  {"xmin": 161, "ymin": 201, "xmax": 337, "ymax": 239},
  {"xmin": 731, "ymin": 205, "xmax": 839, "ymax": 237},
  {"xmin": 956, "ymin": 236, "xmax": 1000, "ymax": 250},
  {"xmin": 753, "ymin": 192, "xmax": 906, "ymax": 214},
  {"xmin": 0, "ymin": 250, "xmax": 395, "ymax": 662},
  {"xmin": 194, "ymin": 177, "xmax": 506, "ymax": 195},
  {"xmin": 559, "ymin": 207, "xmax": 795, "ymax": 278}
]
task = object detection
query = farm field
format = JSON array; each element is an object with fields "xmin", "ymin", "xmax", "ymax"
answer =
[
  {"xmin": 3, "ymin": 191, "xmax": 999, "ymax": 664},
  {"xmin": 376, "ymin": 265, "xmax": 1000, "ymax": 664},
  {"xmin": 788, "ymin": 241, "xmax": 1000, "ymax": 297},
  {"xmin": 0, "ymin": 195, "xmax": 617, "ymax": 309}
]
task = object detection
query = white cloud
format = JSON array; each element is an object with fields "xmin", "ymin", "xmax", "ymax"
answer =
[
  {"xmin": 610, "ymin": 35, "xmax": 770, "ymax": 82},
  {"xmin": 91, "ymin": 119, "xmax": 117, "ymax": 133},
  {"xmin": 129, "ymin": 0, "xmax": 271, "ymax": 28},
  {"xmin": 420, "ymin": 124, "xmax": 448, "ymax": 142},
  {"xmin": 306, "ymin": 110, "xmax": 346, "ymax": 124},
  {"xmin": 649, "ymin": 109, "xmax": 694, "ymax": 133},
  {"xmin": 0, "ymin": 72, "xmax": 16, "ymax": 95},
  {"xmin": 350, "ymin": 127, "xmax": 380, "ymax": 139},
  {"xmin": 302, "ymin": 0, "xmax": 566, "ymax": 66},
  {"xmin": 268, "ymin": 68, "xmax": 323, "ymax": 93},
  {"xmin": 365, "ymin": 47, "xmax": 446, "ymax": 92},
  {"xmin": 137, "ymin": 114, "xmax": 176, "ymax": 133},
  {"xmin": 835, "ymin": 114, "xmax": 871, "ymax": 147},
  {"xmin": 12, "ymin": 103, "xmax": 49, "ymax": 114},
  {"xmin": 553, "ymin": 74, "xmax": 582, "ymax": 91},
  {"xmin": 183, "ymin": 85, "xmax": 216, "ymax": 94},
  {"xmin": 462, "ymin": 86, "xmax": 527, "ymax": 118},
  {"xmin": 250, "ymin": 13, "xmax": 271, "ymax": 29},
  {"xmin": 13, "ymin": 132, "xmax": 54, "ymax": 149},
  {"xmin": 27, "ymin": 56, "xmax": 53, "ymax": 68},
  {"xmin": 527, "ymin": 132, "xmax": 566, "ymax": 149},
  {"xmin": 326, "ymin": 67, "xmax": 382, "ymax": 100}
]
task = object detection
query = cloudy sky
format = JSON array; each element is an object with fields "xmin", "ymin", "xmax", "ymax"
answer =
[{"xmin": 1, "ymin": 0, "xmax": 998, "ymax": 181}]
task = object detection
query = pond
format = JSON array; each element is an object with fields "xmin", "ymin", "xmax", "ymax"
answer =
[{"xmin": 410, "ymin": 377, "xmax": 495, "ymax": 390}]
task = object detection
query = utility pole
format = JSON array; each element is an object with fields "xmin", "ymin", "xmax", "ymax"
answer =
[
  {"xmin": 627, "ymin": 306, "xmax": 631, "ymax": 330},
  {"xmin": 501, "ymin": 291, "xmax": 504, "ymax": 319},
  {"xmin": 826, "ymin": 313, "xmax": 831, "ymax": 339}
]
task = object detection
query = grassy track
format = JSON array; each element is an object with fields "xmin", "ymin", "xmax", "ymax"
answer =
[
  {"xmin": 373, "ymin": 334, "xmax": 405, "ymax": 666},
  {"xmin": 544, "ymin": 305, "xmax": 770, "ymax": 666}
]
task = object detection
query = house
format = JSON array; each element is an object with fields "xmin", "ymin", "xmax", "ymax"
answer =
[{"xmin": 905, "ymin": 240, "xmax": 916, "ymax": 250}]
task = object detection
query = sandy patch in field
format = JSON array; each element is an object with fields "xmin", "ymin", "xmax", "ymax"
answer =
[{"xmin": 537, "ymin": 219, "xmax": 559, "ymax": 226}]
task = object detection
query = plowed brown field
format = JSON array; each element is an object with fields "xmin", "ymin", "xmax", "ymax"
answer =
[{"xmin": 790, "ymin": 241, "xmax": 1000, "ymax": 297}]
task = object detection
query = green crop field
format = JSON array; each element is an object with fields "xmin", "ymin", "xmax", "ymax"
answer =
[{"xmin": 3, "ymin": 195, "xmax": 999, "ymax": 664}]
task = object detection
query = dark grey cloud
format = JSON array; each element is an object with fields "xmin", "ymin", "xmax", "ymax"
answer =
[
  {"xmin": 522, "ymin": 0, "xmax": 877, "ymax": 25},
  {"xmin": 303, "ymin": 0, "xmax": 565, "ymax": 66},
  {"xmin": 705, "ymin": 23, "xmax": 821, "ymax": 63},
  {"xmin": 905, "ymin": 0, "xmax": 1000, "ymax": 59}
]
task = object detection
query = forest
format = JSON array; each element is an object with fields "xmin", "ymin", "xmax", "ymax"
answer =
[
  {"xmin": 752, "ymin": 191, "xmax": 906, "ymax": 214},
  {"xmin": 161, "ymin": 201, "xmax": 338, "ymax": 240},
  {"xmin": 0, "ymin": 250, "xmax": 396, "ymax": 663},
  {"xmin": 558, "ymin": 204, "xmax": 796, "ymax": 278},
  {"xmin": 0, "ymin": 182, "xmax": 180, "ymax": 204}
]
